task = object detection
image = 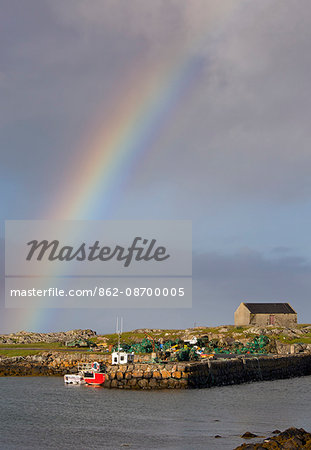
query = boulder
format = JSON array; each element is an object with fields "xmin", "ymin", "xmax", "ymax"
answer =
[
  {"xmin": 172, "ymin": 371, "xmax": 182, "ymax": 379},
  {"xmin": 138, "ymin": 379, "xmax": 148, "ymax": 388},
  {"xmin": 160, "ymin": 369, "xmax": 170, "ymax": 379},
  {"xmin": 152, "ymin": 371, "xmax": 161, "ymax": 379},
  {"xmin": 132, "ymin": 370, "xmax": 143, "ymax": 378},
  {"xmin": 241, "ymin": 432, "xmax": 258, "ymax": 439}
]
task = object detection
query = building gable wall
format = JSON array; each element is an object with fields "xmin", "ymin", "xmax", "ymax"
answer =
[{"xmin": 234, "ymin": 303, "xmax": 250, "ymax": 326}]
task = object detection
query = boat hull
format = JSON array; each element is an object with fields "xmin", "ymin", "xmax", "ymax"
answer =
[
  {"xmin": 64, "ymin": 374, "xmax": 86, "ymax": 385},
  {"xmin": 83, "ymin": 372, "xmax": 105, "ymax": 386}
]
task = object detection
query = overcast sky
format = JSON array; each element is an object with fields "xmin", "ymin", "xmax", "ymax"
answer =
[{"xmin": 1, "ymin": 1, "xmax": 311, "ymax": 333}]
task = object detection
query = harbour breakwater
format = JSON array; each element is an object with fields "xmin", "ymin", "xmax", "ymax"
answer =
[{"xmin": 1, "ymin": 352, "xmax": 311, "ymax": 389}]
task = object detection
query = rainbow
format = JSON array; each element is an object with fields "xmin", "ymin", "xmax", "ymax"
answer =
[
  {"xmin": 15, "ymin": 3, "xmax": 243, "ymax": 331},
  {"xmin": 50, "ymin": 53, "xmax": 204, "ymax": 220},
  {"xmin": 21, "ymin": 51, "xmax": 204, "ymax": 331}
]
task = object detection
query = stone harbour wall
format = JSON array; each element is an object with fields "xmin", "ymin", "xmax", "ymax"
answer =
[
  {"xmin": 0, "ymin": 352, "xmax": 311, "ymax": 389},
  {"xmin": 187, "ymin": 353, "xmax": 311, "ymax": 388},
  {"xmin": 104, "ymin": 362, "xmax": 189, "ymax": 389}
]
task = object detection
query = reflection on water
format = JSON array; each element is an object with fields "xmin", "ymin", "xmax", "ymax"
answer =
[{"xmin": 0, "ymin": 376, "xmax": 310, "ymax": 449}]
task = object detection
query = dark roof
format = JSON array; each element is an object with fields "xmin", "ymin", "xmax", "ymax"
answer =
[{"xmin": 243, "ymin": 303, "xmax": 296, "ymax": 314}]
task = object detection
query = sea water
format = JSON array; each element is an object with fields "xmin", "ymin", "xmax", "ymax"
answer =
[{"xmin": 0, "ymin": 376, "xmax": 310, "ymax": 449}]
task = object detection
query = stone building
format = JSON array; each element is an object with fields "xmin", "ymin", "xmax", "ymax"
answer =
[{"xmin": 234, "ymin": 302, "xmax": 297, "ymax": 327}]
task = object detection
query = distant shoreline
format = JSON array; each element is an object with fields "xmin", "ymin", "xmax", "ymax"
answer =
[{"xmin": 1, "ymin": 351, "xmax": 311, "ymax": 390}]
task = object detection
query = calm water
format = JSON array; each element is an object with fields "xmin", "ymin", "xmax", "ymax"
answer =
[{"xmin": 0, "ymin": 376, "xmax": 310, "ymax": 450}]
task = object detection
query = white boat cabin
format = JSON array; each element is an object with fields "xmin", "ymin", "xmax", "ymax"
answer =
[{"xmin": 111, "ymin": 351, "xmax": 135, "ymax": 365}]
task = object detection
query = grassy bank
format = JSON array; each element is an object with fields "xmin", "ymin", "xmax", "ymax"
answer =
[
  {"xmin": 0, "ymin": 349, "xmax": 44, "ymax": 357},
  {"xmin": 1, "ymin": 325, "xmax": 310, "ymax": 353},
  {"xmin": 97, "ymin": 325, "xmax": 311, "ymax": 347},
  {"xmin": 0, "ymin": 342, "xmax": 66, "ymax": 349}
]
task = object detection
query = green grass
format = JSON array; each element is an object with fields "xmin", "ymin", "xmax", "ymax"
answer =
[
  {"xmin": 289, "ymin": 337, "xmax": 311, "ymax": 344},
  {"xmin": 0, "ymin": 342, "xmax": 66, "ymax": 349},
  {"xmin": 295, "ymin": 324, "xmax": 311, "ymax": 329},
  {"xmin": 278, "ymin": 335, "xmax": 311, "ymax": 345},
  {"xmin": 100, "ymin": 331, "xmax": 147, "ymax": 345},
  {"xmin": 2, "ymin": 325, "xmax": 310, "ymax": 353},
  {"xmin": 0, "ymin": 349, "xmax": 43, "ymax": 357},
  {"xmin": 98, "ymin": 326, "xmax": 311, "ymax": 348},
  {"xmin": 84, "ymin": 336, "xmax": 98, "ymax": 344},
  {"xmin": 99, "ymin": 327, "xmax": 240, "ymax": 346}
]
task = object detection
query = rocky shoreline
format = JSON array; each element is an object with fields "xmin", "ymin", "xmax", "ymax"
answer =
[
  {"xmin": 234, "ymin": 427, "xmax": 311, "ymax": 449},
  {"xmin": 0, "ymin": 329, "xmax": 96, "ymax": 345},
  {"xmin": 1, "ymin": 351, "xmax": 311, "ymax": 389},
  {"xmin": 1, "ymin": 326, "xmax": 311, "ymax": 389}
]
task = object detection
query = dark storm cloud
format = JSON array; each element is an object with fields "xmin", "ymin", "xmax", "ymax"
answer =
[
  {"xmin": 2, "ymin": 0, "xmax": 311, "ymax": 208},
  {"xmin": 1, "ymin": 1, "xmax": 311, "ymax": 331},
  {"xmin": 192, "ymin": 249, "xmax": 311, "ymax": 323},
  {"xmin": 1, "ymin": 245, "xmax": 310, "ymax": 333}
]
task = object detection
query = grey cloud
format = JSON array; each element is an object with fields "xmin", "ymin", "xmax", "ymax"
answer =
[
  {"xmin": 130, "ymin": 1, "xmax": 311, "ymax": 204},
  {"xmin": 192, "ymin": 249, "xmax": 311, "ymax": 324},
  {"xmin": 271, "ymin": 246, "xmax": 292, "ymax": 254},
  {"xmin": 1, "ymin": 246, "xmax": 311, "ymax": 332},
  {"xmin": 2, "ymin": 1, "xmax": 311, "ymax": 208},
  {"xmin": 49, "ymin": 0, "xmax": 238, "ymax": 45},
  {"xmin": 1, "ymin": 1, "xmax": 311, "ymax": 331}
]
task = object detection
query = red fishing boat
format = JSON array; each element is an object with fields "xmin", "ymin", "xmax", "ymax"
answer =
[
  {"xmin": 64, "ymin": 362, "xmax": 106, "ymax": 386},
  {"xmin": 82, "ymin": 362, "xmax": 106, "ymax": 386}
]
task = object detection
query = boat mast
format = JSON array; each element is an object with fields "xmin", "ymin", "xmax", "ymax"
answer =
[{"xmin": 116, "ymin": 316, "xmax": 123, "ymax": 361}]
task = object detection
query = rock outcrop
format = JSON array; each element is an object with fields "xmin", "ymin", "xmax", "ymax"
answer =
[
  {"xmin": 0, "ymin": 329, "xmax": 96, "ymax": 345},
  {"xmin": 234, "ymin": 427, "xmax": 311, "ymax": 449}
]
